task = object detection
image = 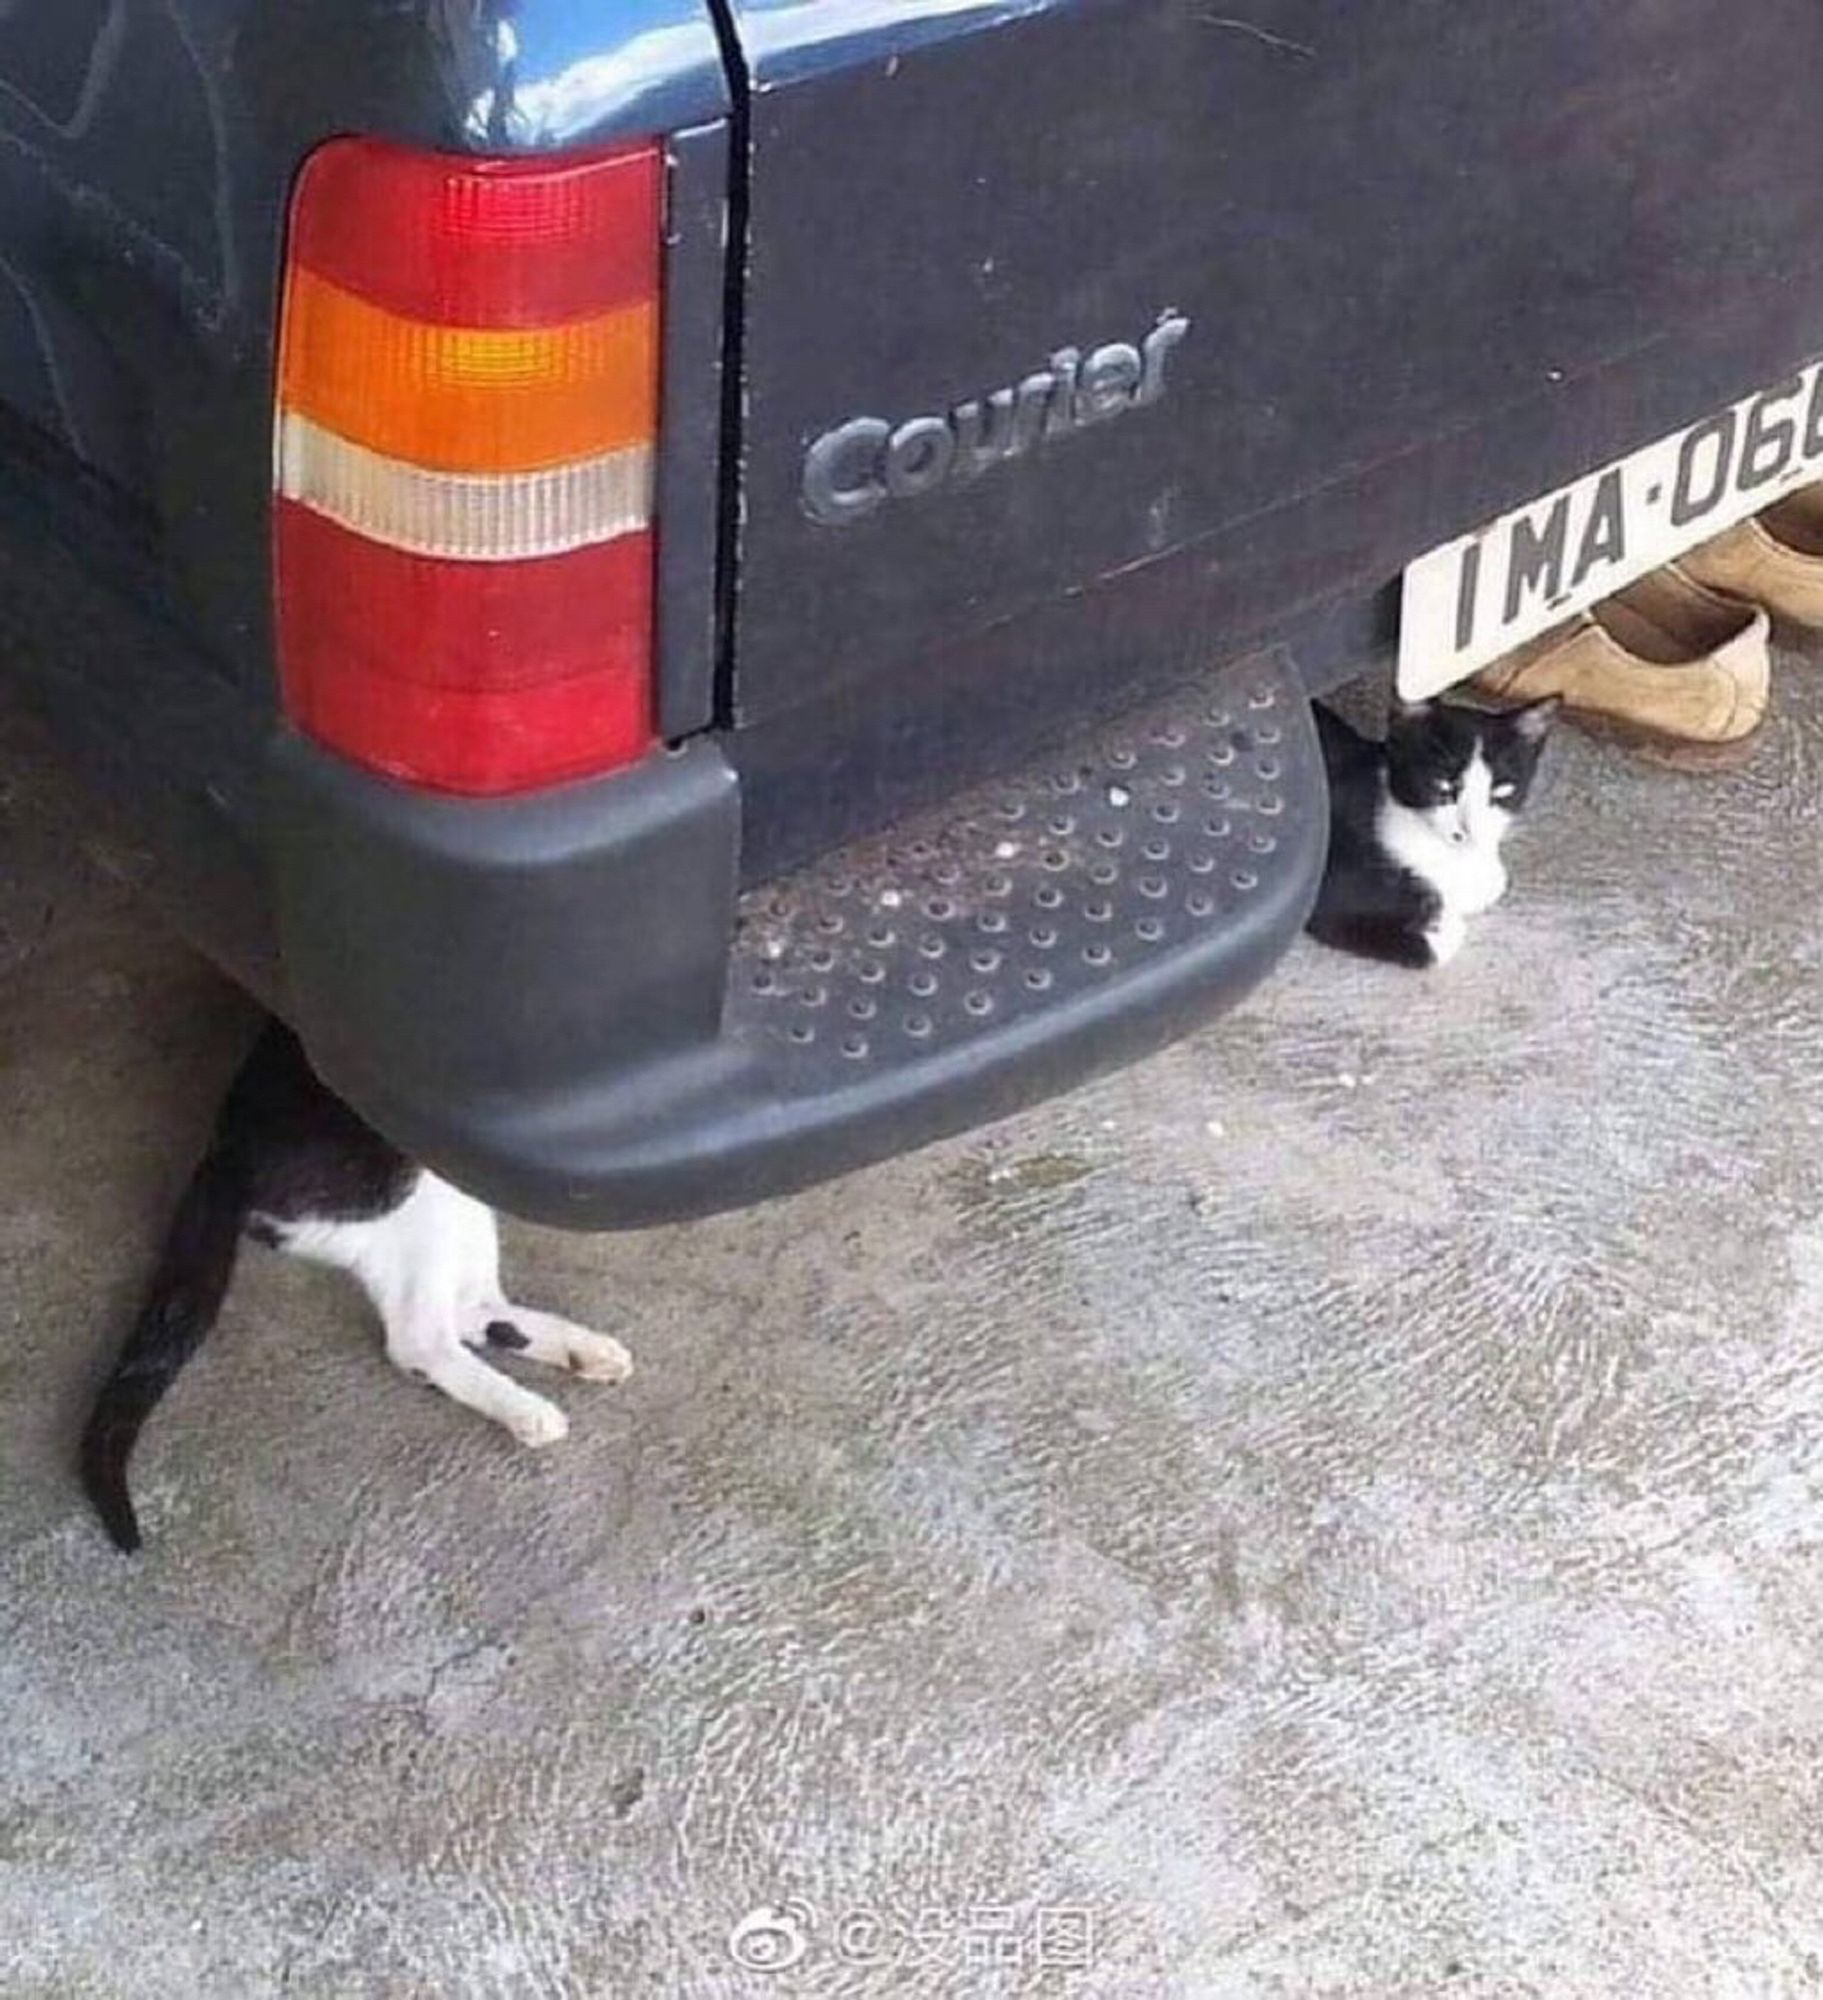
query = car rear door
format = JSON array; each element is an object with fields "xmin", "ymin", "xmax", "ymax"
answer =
[{"xmin": 721, "ymin": 0, "xmax": 1823, "ymax": 818}]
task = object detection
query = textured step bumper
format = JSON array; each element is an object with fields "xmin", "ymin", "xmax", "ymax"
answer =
[
  {"xmin": 271, "ymin": 649, "xmax": 1325, "ymax": 1227},
  {"xmin": 728, "ymin": 648, "xmax": 1317, "ymax": 1099}
]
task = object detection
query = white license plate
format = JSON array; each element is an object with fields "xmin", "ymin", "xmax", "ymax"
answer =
[{"xmin": 1400, "ymin": 359, "xmax": 1823, "ymax": 698}]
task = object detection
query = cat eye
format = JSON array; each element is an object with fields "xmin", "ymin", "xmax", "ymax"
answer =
[{"xmin": 1492, "ymin": 783, "xmax": 1517, "ymax": 800}]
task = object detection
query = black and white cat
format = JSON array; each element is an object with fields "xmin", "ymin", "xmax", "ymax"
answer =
[
  {"xmin": 81, "ymin": 1021, "xmax": 631, "ymax": 1552},
  {"xmin": 1306, "ymin": 695, "xmax": 1558, "ymax": 969}
]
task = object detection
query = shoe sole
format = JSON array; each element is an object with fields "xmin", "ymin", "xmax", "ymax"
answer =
[{"xmin": 1565, "ymin": 706, "xmax": 1765, "ymax": 773}]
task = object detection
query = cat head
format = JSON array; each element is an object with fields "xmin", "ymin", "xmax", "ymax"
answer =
[{"xmin": 1385, "ymin": 695, "xmax": 1559, "ymax": 849}]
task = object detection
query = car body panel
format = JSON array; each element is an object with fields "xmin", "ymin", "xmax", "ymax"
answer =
[{"xmin": 720, "ymin": 0, "xmax": 1823, "ymax": 833}]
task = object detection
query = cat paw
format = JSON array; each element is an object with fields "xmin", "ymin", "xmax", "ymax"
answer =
[
  {"xmin": 388, "ymin": 1340, "xmax": 576, "ymax": 1446},
  {"xmin": 507, "ymin": 1397, "xmax": 570, "ymax": 1449},
  {"xmin": 1425, "ymin": 911, "xmax": 1468, "ymax": 965},
  {"xmin": 475, "ymin": 1308, "xmax": 634, "ymax": 1385},
  {"xmin": 550, "ymin": 1329, "xmax": 633, "ymax": 1382}
]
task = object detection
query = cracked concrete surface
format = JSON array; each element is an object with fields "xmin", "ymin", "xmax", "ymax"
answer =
[{"xmin": 3, "ymin": 656, "xmax": 1823, "ymax": 1999}]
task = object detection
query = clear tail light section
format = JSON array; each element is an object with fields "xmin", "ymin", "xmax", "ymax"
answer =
[{"xmin": 274, "ymin": 138, "xmax": 663, "ymax": 794}]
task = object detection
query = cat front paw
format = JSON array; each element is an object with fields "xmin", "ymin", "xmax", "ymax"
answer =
[
  {"xmin": 1425, "ymin": 910, "xmax": 1469, "ymax": 965},
  {"xmin": 507, "ymin": 1398, "xmax": 571, "ymax": 1448},
  {"xmin": 475, "ymin": 1308, "xmax": 634, "ymax": 1384}
]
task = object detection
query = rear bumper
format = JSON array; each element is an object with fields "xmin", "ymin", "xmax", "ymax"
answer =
[{"xmin": 268, "ymin": 645, "xmax": 1324, "ymax": 1227}]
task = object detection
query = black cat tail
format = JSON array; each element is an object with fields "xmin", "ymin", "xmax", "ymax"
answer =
[
  {"xmin": 1306, "ymin": 912, "xmax": 1436, "ymax": 970},
  {"xmin": 80, "ymin": 1147, "xmax": 248, "ymax": 1553}
]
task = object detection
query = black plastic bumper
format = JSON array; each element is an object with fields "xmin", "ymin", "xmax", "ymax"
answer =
[{"xmin": 268, "ymin": 647, "xmax": 1325, "ymax": 1228}]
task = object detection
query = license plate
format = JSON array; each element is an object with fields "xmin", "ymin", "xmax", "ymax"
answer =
[{"xmin": 1399, "ymin": 360, "xmax": 1823, "ymax": 698}]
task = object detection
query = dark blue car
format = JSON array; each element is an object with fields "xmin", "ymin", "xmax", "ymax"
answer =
[{"xmin": 2, "ymin": 1, "xmax": 1818, "ymax": 1222}]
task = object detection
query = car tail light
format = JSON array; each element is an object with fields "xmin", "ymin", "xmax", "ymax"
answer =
[{"xmin": 273, "ymin": 138, "xmax": 662, "ymax": 794}]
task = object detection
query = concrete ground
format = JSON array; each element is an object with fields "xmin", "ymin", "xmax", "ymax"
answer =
[{"xmin": 3, "ymin": 655, "xmax": 1823, "ymax": 2000}]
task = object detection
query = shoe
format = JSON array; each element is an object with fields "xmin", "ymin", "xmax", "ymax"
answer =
[
  {"xmin": 1681, "ymin": 483, "xmax": 1823, "ymax": 628},
  {"xmin": 1471, "ymin": 565, "xmax": 1769, "ymax": 771}
]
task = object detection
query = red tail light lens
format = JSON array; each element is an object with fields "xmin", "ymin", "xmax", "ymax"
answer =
[{"xmin": 274, "ymin": 138, "xmax": 663, "ymax": 795}]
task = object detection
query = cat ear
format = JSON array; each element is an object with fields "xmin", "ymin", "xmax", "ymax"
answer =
[{"xmin": 1512, "ymin": 696, "xmax": 1561, "ymax": 742}]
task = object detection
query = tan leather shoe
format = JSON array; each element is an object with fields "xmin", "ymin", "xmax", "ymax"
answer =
[
  {"xmin": 1681, "ymin": 483, "xmax": 1823, "ymax": 628},
  {"xmin": 1471, "ymin": 565, "xmax": 1770, "ymax": 771}
]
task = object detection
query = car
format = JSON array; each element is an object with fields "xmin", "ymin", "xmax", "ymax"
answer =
[{"xmin": 2, "ymin": 0, "xmax": 1819, "ymax": 1225}]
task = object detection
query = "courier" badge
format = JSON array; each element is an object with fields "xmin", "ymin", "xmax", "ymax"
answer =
[{"xmin": 802, "ymin": 312, "xmax": 1190, "ymax": 528}]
